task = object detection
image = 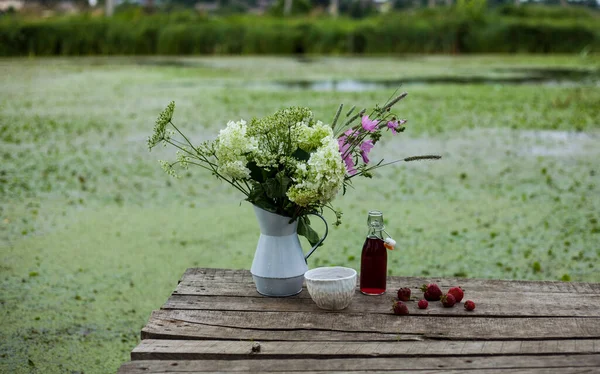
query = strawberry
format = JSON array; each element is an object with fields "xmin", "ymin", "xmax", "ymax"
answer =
[
  {"xmin": 464, "ymin": 300, "xmax": 476, "ymax": 311},
  {"xmin": 420, "ymin": 283, "xmax": 442, "ymax": 301},
  {"xmin": 440, "ymin": 293, "xmax": 456, "ymax": 308},
  {"xmin": 417, "ymin": 299, "xmax": 428, "ymax": 309},
  {"xmin": 448, "ymin": 286, "xmax": 464, "ymax": 303},
  {"xmin": 397, "ymin": 287, "xmax": 411, "ymax": 302},
  {"xmin": 392, "ymin": 301, "xmax": 409, "ymax": 315}
]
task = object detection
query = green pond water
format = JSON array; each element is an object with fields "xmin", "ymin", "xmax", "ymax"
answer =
[{"xmin": 1, "ymin": 55, "xmax": 599, "ymax": 373}]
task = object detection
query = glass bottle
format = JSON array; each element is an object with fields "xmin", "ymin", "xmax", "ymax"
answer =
[{"xmin": 360, "ymin": 210, "xmax": 387, "ymax": 295}]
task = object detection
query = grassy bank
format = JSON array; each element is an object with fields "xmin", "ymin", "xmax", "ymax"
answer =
[
  {"xmin": 1, "ymin": 55, "xmax": 599, "ymax": 373},
  {"xmin": 1, "ymin": 5, "xmax": 600, "ymax": 56}
]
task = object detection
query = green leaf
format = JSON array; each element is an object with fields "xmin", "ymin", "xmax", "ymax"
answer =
[
  {"xmin": 276, "ymin": 172, "xmax": 292, "ymax": 192},
  {"xmin": 298, "ymin": 216, "xmax": 321, "ymax": 247},
  {"xmin": 247, "ymin": 162, "xmax": 264, "ymax": 183},
  {"xmin": 264, "ymin": 172, "xmax": 292, "ymax": 199},
  {"xmin": 247, "ymin": 183, "xmax": 264, "ymax": 201},
  {"xmin": 292, "ymin": 148, "xmax": 311, "ymax": 162},
  {"xmin": 247, "ymin": 184, "xmax": 276, "ymax": 212},
  {"xmin": 263, "ymin": 179, "xmax": 280, "ymax": 199}
]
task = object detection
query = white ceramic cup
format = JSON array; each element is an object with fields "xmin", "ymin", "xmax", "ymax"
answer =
[{"xmin": 304, "ymin": 267, "xmax": 357, "ymax": 310}]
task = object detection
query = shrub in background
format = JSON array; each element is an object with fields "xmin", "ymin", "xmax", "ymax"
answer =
[{"xmin": 0, "ymin": 5, "xmax": 598, "ymax": 56}]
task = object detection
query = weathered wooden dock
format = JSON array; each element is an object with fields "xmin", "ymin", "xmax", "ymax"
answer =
[{"xmin": 118, "ymin": 268, "xmax": 600, "ymax": 373}]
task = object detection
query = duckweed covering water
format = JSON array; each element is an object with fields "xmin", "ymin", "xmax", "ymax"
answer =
[{"xmin": 1, "ymin": 55, "xmax": 599, "ymax": 373}]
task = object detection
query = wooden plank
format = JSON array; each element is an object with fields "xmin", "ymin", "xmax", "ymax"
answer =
[
  {"xmin": 142, "ymin": 309, "xmax": 600, "ymax": 341},
  {"xmin": 174, "ymin": 280, "xmax": 314, "ymax": 297},
  {"xmin": 174, "ymin": 281, "xmax": 600, "ymax": 300},
  {"xmin": 118, "ymin": 355, "xmax": 600, "ymax": 373},
  {"xmin": 117, "ymin": 368, "xmax": 600, "ymax": 374},
  {"xmin": 130, "ymin": 339, "xmax": 600, "ymax": 360},
  {"xmin": 176, "ymin": 269, "xmax": 600, "ymax": 295},
  {"xmin": 178, "ymin": 268, "xmax": 252, "ymax": 284},
  {"xmin": 180, "ymin": 268, "xmax": 600, "ymax": 294},
  {"xmin": 142, "ymin": 316, "xmax": 416, "ymax": 342},
  {"xmin": 162, "ymin": 292, "xmax": 600, "ymax": 317}
]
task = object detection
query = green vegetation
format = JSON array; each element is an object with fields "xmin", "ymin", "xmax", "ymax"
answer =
[
  {"xmin": 1, "ymin": 55, "xmax": 600, "ymax": 373},
  {"xmin": 1, "ymin": 5, "xmax": 599, "ymax": 56}
]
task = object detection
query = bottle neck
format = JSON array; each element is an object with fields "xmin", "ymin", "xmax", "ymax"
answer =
[
  {"xmin": 367, "ymin": 227, "xmax": 384, "ymax": 239},
  {"xmin": 366, "ymin": 210, "xmax": 384, "ymax": 239}
]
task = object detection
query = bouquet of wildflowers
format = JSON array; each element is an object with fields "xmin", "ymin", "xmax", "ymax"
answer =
[{"xmin": 148, "ymin": 92, "xmax": 439, "ymax": 245}]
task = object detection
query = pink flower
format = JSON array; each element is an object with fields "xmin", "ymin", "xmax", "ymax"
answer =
[
  {"xmin": 359, "ymin": 140, "xmax": 374, "ymax": 164},
  {"xmin": 387, "ymin": 119, "xmax": 407, "ymax": 134},
  {"xmin": 361, "ymin": 115, "xmax": 379, "ymax": 133},
  {"xmin": 344, "ymin": 128, "xmax": 359, "ymax": 138},
  {"xmin": 338, "ymin": 136, "xmax": 348, "ymax": 153},
  {"xmin": 338, "ymin": 135, "xmax": 357, "ymax": 175},
  {"xmin": 387, "ymin": 120, "xmax": 399, "ymax": 134},
  {"xmin": 344, "ymin": 156, "xmax": 357, "ymax": 175}
]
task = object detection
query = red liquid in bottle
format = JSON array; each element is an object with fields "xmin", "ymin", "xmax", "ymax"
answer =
[{"xmin": 360, "ymin": 237, "xmax": 387, "ymax": 295}]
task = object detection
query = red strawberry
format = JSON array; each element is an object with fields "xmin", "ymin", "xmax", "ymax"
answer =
[
  {"xmin": 440, "ymin": 293, "xmax": 456, "ymax": 308},
  {"xmin": 448, "ymin": 286, "xmax": 464, "ymax": 303},
  {"xmin": 420, "ymin": 283, "xmax": 442, "ymax": 301},
  {"xmin": 397, "ymin": 287, "xmax": 411, "ymax": 302},
  {"xmin": 464, "ymin": 300, "xmax": 476, "ymax": 311},
  {"xmin": 392, "ymin": 301, "xmax": 409, "ymax": 315},
  {"xmin": 417, "ymin": 299, "xmax": 428, "ymax": 309}
]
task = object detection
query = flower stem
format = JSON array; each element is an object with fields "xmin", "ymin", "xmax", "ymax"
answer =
[
  {"xmin": 345, "ymin": 154, "xmax": 441, "ymax": 180},
  {"xmin": 165, "ymin": 139, "xmax": 250, "ymax": 196},
  {"xmin": 382, "ymin": 92, "xmax": 408, "ymax": 111},
  {"xmin": 337, "ymin": 109, "xmax": 365, "ymax": 137},
  {"xmin": 331, "ymin": 104, "xmax": 343, "ymax": 133}
]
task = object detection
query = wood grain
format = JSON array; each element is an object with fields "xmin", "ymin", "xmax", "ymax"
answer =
[
  {"xmin": 162, "ymin": 292, "xmax": 600, "ymax": 317},
  {"xmin": 131, "ymin": 339, "xmax": 600, "ymax": 360},
  {"xmin": 119, "ymin": 354, "xmax": 600, "ymax": 373},
  {"xmin": 142, "ymin": 309, "xmax": 600, "ymax": 341},
  {"xmin": 119, "ymin": 268, "xmax": 600, "ymax": 373},
  {"xmin": 178, "ymin": 268, "xmax": 600, "ymax": 294}
]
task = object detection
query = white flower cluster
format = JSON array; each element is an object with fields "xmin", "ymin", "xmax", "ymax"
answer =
[
  {"xmin": 215, "ymin": 120, "xmax": 258, "ymax": 180},
  {"xmin": 297, "ymin": 121, "xmax": 332, "ymax": 152},
  {"xmin": 287, "ymin": 135, "xmax": 346, "ymax": 207},
  {"xmin": 214, "ymin": 108, "xmax": 345, "ymax": 208}
]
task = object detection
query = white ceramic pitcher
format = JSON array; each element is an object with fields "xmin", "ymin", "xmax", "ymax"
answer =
[{"xmin": 250, "ymin": 205, "xmax": 328, "ymax": 297}]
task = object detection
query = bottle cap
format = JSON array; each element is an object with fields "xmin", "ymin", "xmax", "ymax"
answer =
[{"xmin": 384, "ymin": 237, "xmax": 396, "ymax": 250}]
